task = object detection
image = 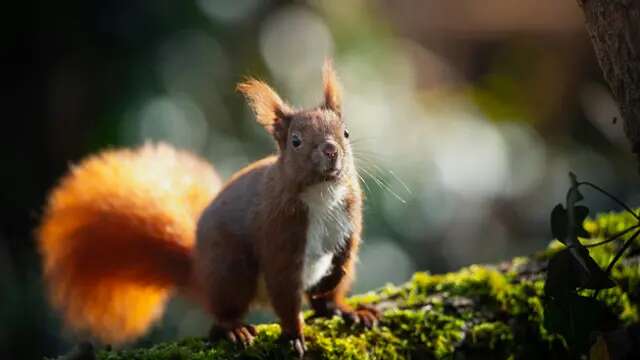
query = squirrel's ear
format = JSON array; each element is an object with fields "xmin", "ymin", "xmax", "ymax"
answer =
[
  {"xmin": 322, "ymin": 58, "xmax": 342, "ymax": 115},
  {"xmin": 237, "ymin": 79, "xmax": 292, "ymax": 132}
]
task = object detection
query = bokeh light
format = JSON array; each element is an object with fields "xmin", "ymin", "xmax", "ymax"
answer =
[{"xmin": 122, "ymin": 95, "xmax": 209, "ymax": 153}]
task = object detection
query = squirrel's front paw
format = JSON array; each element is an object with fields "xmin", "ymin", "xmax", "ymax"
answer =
[
  {"xmin": 309, "ymin": 300, "xmax": 382, "ymax": 329},
  {"xmin": 279, "ymin": 332, "xmax": 307, "ymax": 359}
]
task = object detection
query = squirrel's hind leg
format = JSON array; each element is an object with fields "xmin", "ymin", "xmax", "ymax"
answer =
[
  {"xmin": 202, "ymin": 248, "xmax": 259, "ymax": 347},
  {"xmin": 207, "ymin": 278, "xmax": 258, "ymax": 348}
]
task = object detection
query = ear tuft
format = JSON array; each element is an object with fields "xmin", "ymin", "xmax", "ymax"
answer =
[
  {"xmin": 322, "ymin": 58, "xmax": 342, "ymax": 115},
  {"xmin": 236, "ymin": 79, "xmax": 292, "ymax": 130}
]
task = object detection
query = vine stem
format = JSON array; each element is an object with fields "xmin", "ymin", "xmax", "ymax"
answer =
[
  {"xmin": 593, "ymin": 227, "xmax": 640, "ymax": 298},
  {"xmin": 578, "ymin": 181, "xmax": 640, "ymax": 222},
  {"xmin": 604, "ymin": 228, "xmax": 640, "ymax": 274},
  {"xmin": 584, "ymin": 224, "xmax": 640, "ymax": 248},
  {"xmin": 566, "ymin": 185, "xmax": 589, "ymax": 271}
]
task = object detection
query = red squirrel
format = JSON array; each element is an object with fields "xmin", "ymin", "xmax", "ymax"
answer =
[{"xmin": 38, "ymin": 60, "xmax": 380, "ymax": 357}]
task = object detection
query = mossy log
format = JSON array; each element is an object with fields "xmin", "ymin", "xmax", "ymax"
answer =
[{"xmin": 69, "ymin": 211, "xmax": 640, "ymax": 359}]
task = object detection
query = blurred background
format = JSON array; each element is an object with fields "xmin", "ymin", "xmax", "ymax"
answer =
[{"xmin": 3, "ymin": 0, "xmax": 638, "ymax": 358}]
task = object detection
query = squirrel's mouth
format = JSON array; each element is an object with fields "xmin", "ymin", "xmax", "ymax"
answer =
[{"xmin": 322, "ymin": 168, "xmax": 342, "ymax": 181}]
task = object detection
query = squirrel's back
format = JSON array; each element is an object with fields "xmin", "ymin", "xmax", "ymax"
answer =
[{"xmin": 38, "ymin": 143, "xmax": 220, "ymax": 344}]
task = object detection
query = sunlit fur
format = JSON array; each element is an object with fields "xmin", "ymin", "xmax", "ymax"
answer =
[
  {"xmin": 38, "ymin": 60, "xmax": 371, "ymax": 351},
  {"xmin": 37, "ymin": 143, "xmax": 221, "ymax": 344},
  {"xmin": 322, "ymin": 58, "xmax": 342, "ymax": 114},
  {"xmin": 236, "ymin": 79, "xmax": 293, "ymax": 131}
]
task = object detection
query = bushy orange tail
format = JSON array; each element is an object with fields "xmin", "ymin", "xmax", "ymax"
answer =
[{"xmin": 38, "ymin": 143, "xmax": 221, "ymax": 344}]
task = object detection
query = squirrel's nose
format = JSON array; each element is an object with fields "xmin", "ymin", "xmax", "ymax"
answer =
[{"xmin": 321, "ymin": 141, "xmax": 339, "ymax": 161}]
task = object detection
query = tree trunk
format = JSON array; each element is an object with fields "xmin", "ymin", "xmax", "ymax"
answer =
[{"xmin": 578, "ymin": 0, "xmax": 640, "ymax": 169}]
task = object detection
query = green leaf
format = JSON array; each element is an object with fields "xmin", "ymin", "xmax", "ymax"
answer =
[
  {"xmin": 572, "ymin": 247, "xmax": 615, "ymax": 290},
  {"xmin": 544, "ymin": 294, "xmax": 605, "ymax": 353},
  {"xmin": 550, "ymin": 204, "xmax": 591, "ymax": 244},
  {"xmin": 545, "ymin": 248, "xmax": 615, "ymax": 298},
  {"xmin": 545, "ymin": 248, "xmax": 581, "ymax": 297},
  {"xmin": 551, "ymin": 204, "xmax": 569, "ymax": 244}
]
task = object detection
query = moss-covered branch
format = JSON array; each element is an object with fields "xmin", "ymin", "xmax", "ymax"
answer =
[{"xmin": 71, "ymin": 211, "xmax": 640, "ymax": 359}]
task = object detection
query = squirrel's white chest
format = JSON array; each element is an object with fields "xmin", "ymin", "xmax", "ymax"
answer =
[{"xmin": 300, "ymin": 183, "xmax": 352, "ymax": 289}]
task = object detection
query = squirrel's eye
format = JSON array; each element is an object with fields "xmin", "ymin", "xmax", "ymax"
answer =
[
  {"xmin": 344, "ymin": 129, "xmax": 350, "ymax": 139},
  {"xmin": 291, "ymin": 134, "xmax": 302, "ymax": 148}
]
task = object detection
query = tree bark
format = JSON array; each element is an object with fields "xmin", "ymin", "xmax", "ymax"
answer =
[{"xmin": 578, "ymin": 0, "xmax": 640, "ymax": 169}]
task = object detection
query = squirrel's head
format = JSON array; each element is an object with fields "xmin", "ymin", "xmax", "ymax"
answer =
[{"xmin": 237, "ymin": 59, "xmax": 353, "ymax": 187}]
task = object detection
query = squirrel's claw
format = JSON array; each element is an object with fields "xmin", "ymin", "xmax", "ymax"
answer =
[
  {"xmin": 309, "ymin": 301, "xmax": 382, "ymax": 329},
  {"xmin": 291, "ymin": 338, "xmax": 306, "ymax": 359},
  {"xmin": 279, "ymin": 333, "xmax": 307, "ymax": 358},
  {"xmin": 342, "ymin": 304, "xmax": 382, "ymax": 329},
  {"xmin": 209, "ymin": 324, "xmax": 257, "ymax": 349}
]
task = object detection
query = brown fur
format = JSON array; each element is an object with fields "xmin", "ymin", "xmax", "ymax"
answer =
[
  {"xmin": 322, "ymin": 59, "xmax": 342, "ymax": 115},
  {"xmin": 39, "ymin": 60, "xmax": 375, "ymax": 352},
  {"xmin": 196, "ymin": 60, "xmax": 374, "ymax": 350}
]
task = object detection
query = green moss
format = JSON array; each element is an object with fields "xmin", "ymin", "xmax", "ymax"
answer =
[
  {"xmin": 583, "ymin": 210, "xmax": 639, "ymax": 239},
  {"xmin": 470, "ymin": 322, "xmax": 513, "ymax": 349},
  {"xmin": 91, "ymin": 210, "xmax": 640, "ymax": 360}
]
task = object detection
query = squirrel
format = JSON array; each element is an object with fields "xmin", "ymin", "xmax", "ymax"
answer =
[{"xmin": 38, "ymin": 60, "xmax": 380, "ymax": 357}]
